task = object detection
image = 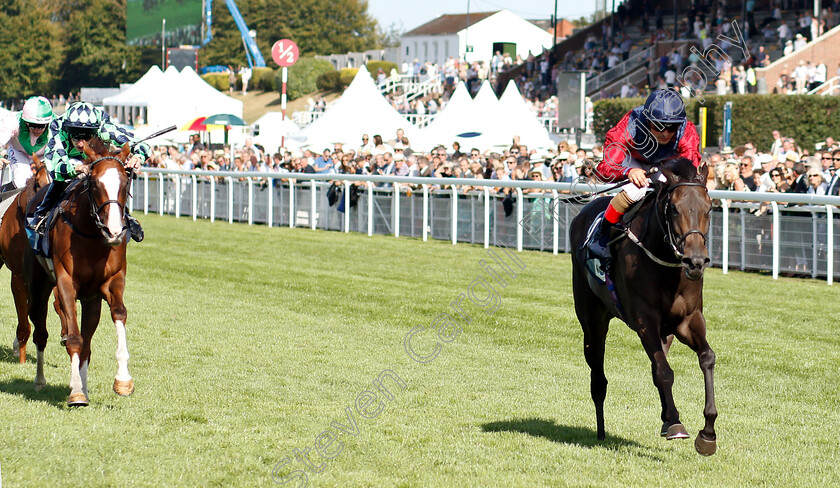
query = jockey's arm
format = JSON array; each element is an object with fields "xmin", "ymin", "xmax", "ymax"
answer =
[
  {"xmin": 677, "ymin": 121, "xmax": 702, "ymax": 167},
  {"xmin": 596, "ymin": 111, "xmax": 638, "ymax": 184},
  {"xmin": 97, "ymin": 111, "xmax": 151, "ymax": 170}
]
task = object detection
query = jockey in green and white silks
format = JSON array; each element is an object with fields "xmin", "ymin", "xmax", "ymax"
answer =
[
  {"xmin": 0, "ymin": 96, "xmax": 54, "ymax": 190},
  {"xmin": 29, "ymin": 102, "xmax": 151, "ymax": 241}
]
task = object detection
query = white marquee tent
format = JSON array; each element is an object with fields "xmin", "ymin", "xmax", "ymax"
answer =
[
  {"xmin": 295, "ymin": 66, "xmax": 425, "ymax": 151},
  {"xmin": 103, "ymin": 65, "xmax": 243, "ymax": 135},
  {"xmin": 251, "ymin": 112, "xmax": 302, "ymax": 154},
  {"xmin": 483, "ymin": 80, "xmax": 554, "ymax": 150},
  {"xmin": 101, "ymin": 65, "xmax": 164, "ymax": 126},
  {"xmin": 419, "ymin": 81, "xmax": 476, "ymax": 150}
]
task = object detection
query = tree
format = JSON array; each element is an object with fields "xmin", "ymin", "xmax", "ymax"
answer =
[
  {"xmin": 380, "ymin": 21, "xmax": 404, "ymax": 49},
  {"xmin": 59, "ymin": 0, "xmax": 144, "ymax": 92},
  {"xmin": 200, "ymin": 0, "xmax": 384, "ymax": 68},
  {"xmin": 0, "ymin": 0, "xmax": 64, "ymax": 99}
]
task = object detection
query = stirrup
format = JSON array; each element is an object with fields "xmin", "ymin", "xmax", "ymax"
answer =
[
  {"xmin": 128, "ymin": 217, "xmax": 144, "ymax": 242},
  {"xmin": 28, "ymin": 215, "xmax": 47, "ymax": 233}
]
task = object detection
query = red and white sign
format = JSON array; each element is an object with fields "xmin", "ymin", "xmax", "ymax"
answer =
[{"xmin": 272, "ymin": 39, "xmax": 299, "ymax": 67}]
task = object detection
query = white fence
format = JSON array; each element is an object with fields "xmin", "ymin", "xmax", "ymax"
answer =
[{"xmin": 132, "ymin": 169, "xmax": 840, "ymax": 284}]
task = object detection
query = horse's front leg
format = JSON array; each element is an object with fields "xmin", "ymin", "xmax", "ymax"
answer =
[
  {"xmin": 675, "ymin": 311, "xmax": 717, "ymax": 455},
  {"xmin": 56, "ymin": 274, "xmax": 86, "ymax": 406},
  {"xmin": 636, "ymin": 321, "xmax": 687, "ymax": 440},
  {"xmin": 79, "ymin": 298, "xmax": 102, "ymax": 402},
  {"xmin": 103, "ymin": 275, "xmax": 133, "ymax": 396}
]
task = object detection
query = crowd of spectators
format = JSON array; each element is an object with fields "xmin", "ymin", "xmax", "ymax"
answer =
[
  {"xmin": 145, "ymin": 131, "xmax": 607, "ymax": 195},
  {"xmin": 551, "ymin": 0, "xmax": 840, "ymax": 99},
  {"xmin": 703, "ymin": 131, "xmax": 840, "ymax": 200},
  {"xmin": 146, "ymin": 128, "xmax": 840, "ymax": 204}
]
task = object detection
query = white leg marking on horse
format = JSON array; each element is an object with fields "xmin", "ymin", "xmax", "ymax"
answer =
[
  {"xmin": 101, "ymin": 167, "xmax": 124, "ymax": 237},
  {"xmin": 114, "ymin": 320, "xmax": 132, "ymax": 382},
  {"xmin": 69, "ymin": 353, "xmax": 83, "ymax": 395},
  {"xmin": 34, "ymin": 349, "xmax": 46, "ymax": 389}
]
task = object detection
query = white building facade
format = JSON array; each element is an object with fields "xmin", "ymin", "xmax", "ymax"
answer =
[{"xmin": 400, "ymin": 10, "xmax": 554, "ymax": 66}]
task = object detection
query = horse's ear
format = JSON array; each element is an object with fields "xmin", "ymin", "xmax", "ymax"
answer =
[
  {"xmin": 82, "ymin": 141, "xmax": 96, "ymax": 162},
  {"xmin": 697, "ymin": 162, "xmax": 710, "ymax": 183},
  {"xmin": 119, "ymin": 143, "xmax": 130, "ymax": 161}
]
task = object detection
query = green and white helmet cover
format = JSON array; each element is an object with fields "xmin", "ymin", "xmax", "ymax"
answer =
[
  {"xmin": 21, "ymin": 96, "xmax": 53, "ymax": 124},
  {"xmin": 63, "ymin": 102, "xmax": 101, "ymax": 130}
]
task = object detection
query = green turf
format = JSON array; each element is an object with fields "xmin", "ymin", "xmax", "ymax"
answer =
[{"xmin": 1, "ymin": 213, "xmax": 838, "ymax": 487}]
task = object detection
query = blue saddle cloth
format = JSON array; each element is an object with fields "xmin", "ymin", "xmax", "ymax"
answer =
[{"xmin": 25, "ymin": 207, "xmax": 61, "ymax": 257}]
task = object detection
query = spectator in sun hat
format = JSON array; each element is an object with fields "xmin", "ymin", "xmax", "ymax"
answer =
[{"xmin": 529, "ymin": 151, "xmax": 553, "ymax": 180}]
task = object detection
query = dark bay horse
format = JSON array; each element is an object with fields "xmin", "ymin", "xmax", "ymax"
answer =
[
  {"xmin": 8, "ymin": 138, "xmax": 134, "ymax": 406},
  {"xmin": 569, "ymin": 158, "xmax": 718, "ymax": 455}
]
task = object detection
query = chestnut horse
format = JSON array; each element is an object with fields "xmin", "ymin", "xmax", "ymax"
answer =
[
  {"xmin": 569, "ymin": 158, "xmax": 718, "ymax": 455},
  {"xmin": 6, "ymin": 138, "xmax": 134, "ymax": 406},
  {"xmin": 3, "ymin": 158, "xmax": 50, "ymax": 371}
]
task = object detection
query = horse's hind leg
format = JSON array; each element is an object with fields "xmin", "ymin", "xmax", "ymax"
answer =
[
  {"xmin": 674, "ymin": 311, "xmax": 717, "ymax": 455},
  {"xmin": 27, "ymin": 281, "xmax": 52, "ymax": 391},
  {"xmin": 11, "ymin": 273, "xmax": 30, "ymax": 364},
  {"xmin": 573, "ymin": 265, "xmax": 610, "ymax": 440}
]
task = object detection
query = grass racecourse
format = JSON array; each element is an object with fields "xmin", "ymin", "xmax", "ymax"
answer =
[{"xmin": 1, "ymin": 213, "xmax": 839, "ymax": 487}]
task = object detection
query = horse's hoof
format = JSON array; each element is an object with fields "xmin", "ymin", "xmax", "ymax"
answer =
[
  {"xmin": 33, "ymin": 379, "xmax": 46, "ymax": 391},
  {"xmin": 113, "ymin": 378, "xmax": 134, "ymax": 396},
  {"xmin": 695, "ymin": 432, "xmax": 717, "ymax": 456},
  {"xmin": 67, "ymin": 392, "xmax": 89, "ymax": 407},
  {"xmin": 665, "ymin": 423, "xmax": 690, "ymax": 440}
]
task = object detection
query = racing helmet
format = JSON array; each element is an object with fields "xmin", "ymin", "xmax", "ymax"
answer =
[
  {"xmin": 643, "ymin": 89, "xmax": 686, "ymax": 124},
  {"xmin": 63, "ymin": 102, "xmax": 102, "ymax": 131},
  {"xmin": 63, "ymin": 102, "xmax": 101, "ymax": 140},
  {"xmin": 21, "ymin": 96, "xmax": 53, "ymax": 125}
]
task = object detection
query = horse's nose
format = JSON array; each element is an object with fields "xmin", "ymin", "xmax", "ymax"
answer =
[{"xmin": 682, "ymin": 255, "xmax": 710, "ymax": 271}]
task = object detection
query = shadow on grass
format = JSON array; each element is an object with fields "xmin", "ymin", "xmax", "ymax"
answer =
[
  {"xmin": 0, "ymin": 377, "xmax": 68, "ymax": 407},
  {"xmin": 481, "ymin": 418, "xmax": 660, "ymax": 456},
  {"xmin": 0, "ymin": 344, "xmax": 28, "ymax": 363}
]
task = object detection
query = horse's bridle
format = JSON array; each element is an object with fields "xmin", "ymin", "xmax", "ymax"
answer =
[
  {"xmin": 659, "ymin": 182, "xmax": 710, "ymax": 260},
  {"xmin": 83, "ymin": 156, "xmax": 130, "ymax": 240}
]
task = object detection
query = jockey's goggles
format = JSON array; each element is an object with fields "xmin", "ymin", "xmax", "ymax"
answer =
[
  {"xmin": 68, "ymin": 129, "xmax": 97, "ymax": 142},
  {"xmin": 26, "ymin": 122, "xmax": 48, "ymax": 130},
  {"xmin": 649, "ymin": 122, "xmax": 681, "ymax": 133}
]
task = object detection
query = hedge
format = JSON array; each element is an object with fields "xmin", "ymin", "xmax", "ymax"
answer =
[
  {"xmin": 316, "ymin": 70, "xmax": 342, "ymax": 91},
  {"xmin": 202, "ymin": 73, "xmax": 232, "ymax": 91},
  {"xmin": 594, "ymin": 95, "xmax": 840, "ymax": 152},
  {"xmin": 279, "ymin": 57, "xmax": 334, "ymax": 100},
  {"xmin": 366, "ymin": 60, "xmax": 398, "ymax": 76},
  {"xmin": 251, "ymin": 67, "xmax": 276, "ymax": 91},
  {"xmin": 339, "ymin": 68, "xmax": 358, "ymax": 87}
]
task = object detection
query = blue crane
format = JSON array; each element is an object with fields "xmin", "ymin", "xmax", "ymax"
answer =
[{"xmin": 202, "ymin": 0, "xmax": 266, "ymax": 68}]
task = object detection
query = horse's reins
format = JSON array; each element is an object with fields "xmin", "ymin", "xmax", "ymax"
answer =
[
  {"xmin": 59, "ymin": 156, "xmax": 130, "ymax": 240},
  {"xmin": 623, "ymin": 180, "xmax": 709, "ymax": 268}
]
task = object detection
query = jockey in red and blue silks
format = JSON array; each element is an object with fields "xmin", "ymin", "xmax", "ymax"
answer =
[{"xmin": 584, "ymin": 89, "xmax": 701, "ymax": 280}]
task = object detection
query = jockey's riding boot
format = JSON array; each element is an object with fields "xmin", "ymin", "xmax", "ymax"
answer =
[
  {"xmin": 584, "ymin": 212, "xmax": 615, "ymax": 282},
  {"xmin": 586, "ymin": 212, "xmax": 614, "ymax": 262},
  {"xmin": 28, "ymin": 180, "xmax": 66, "ymax": 232},
  {"xmin": 127, "ymin": 212, "xmax": 144, "ymax": 242}
]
